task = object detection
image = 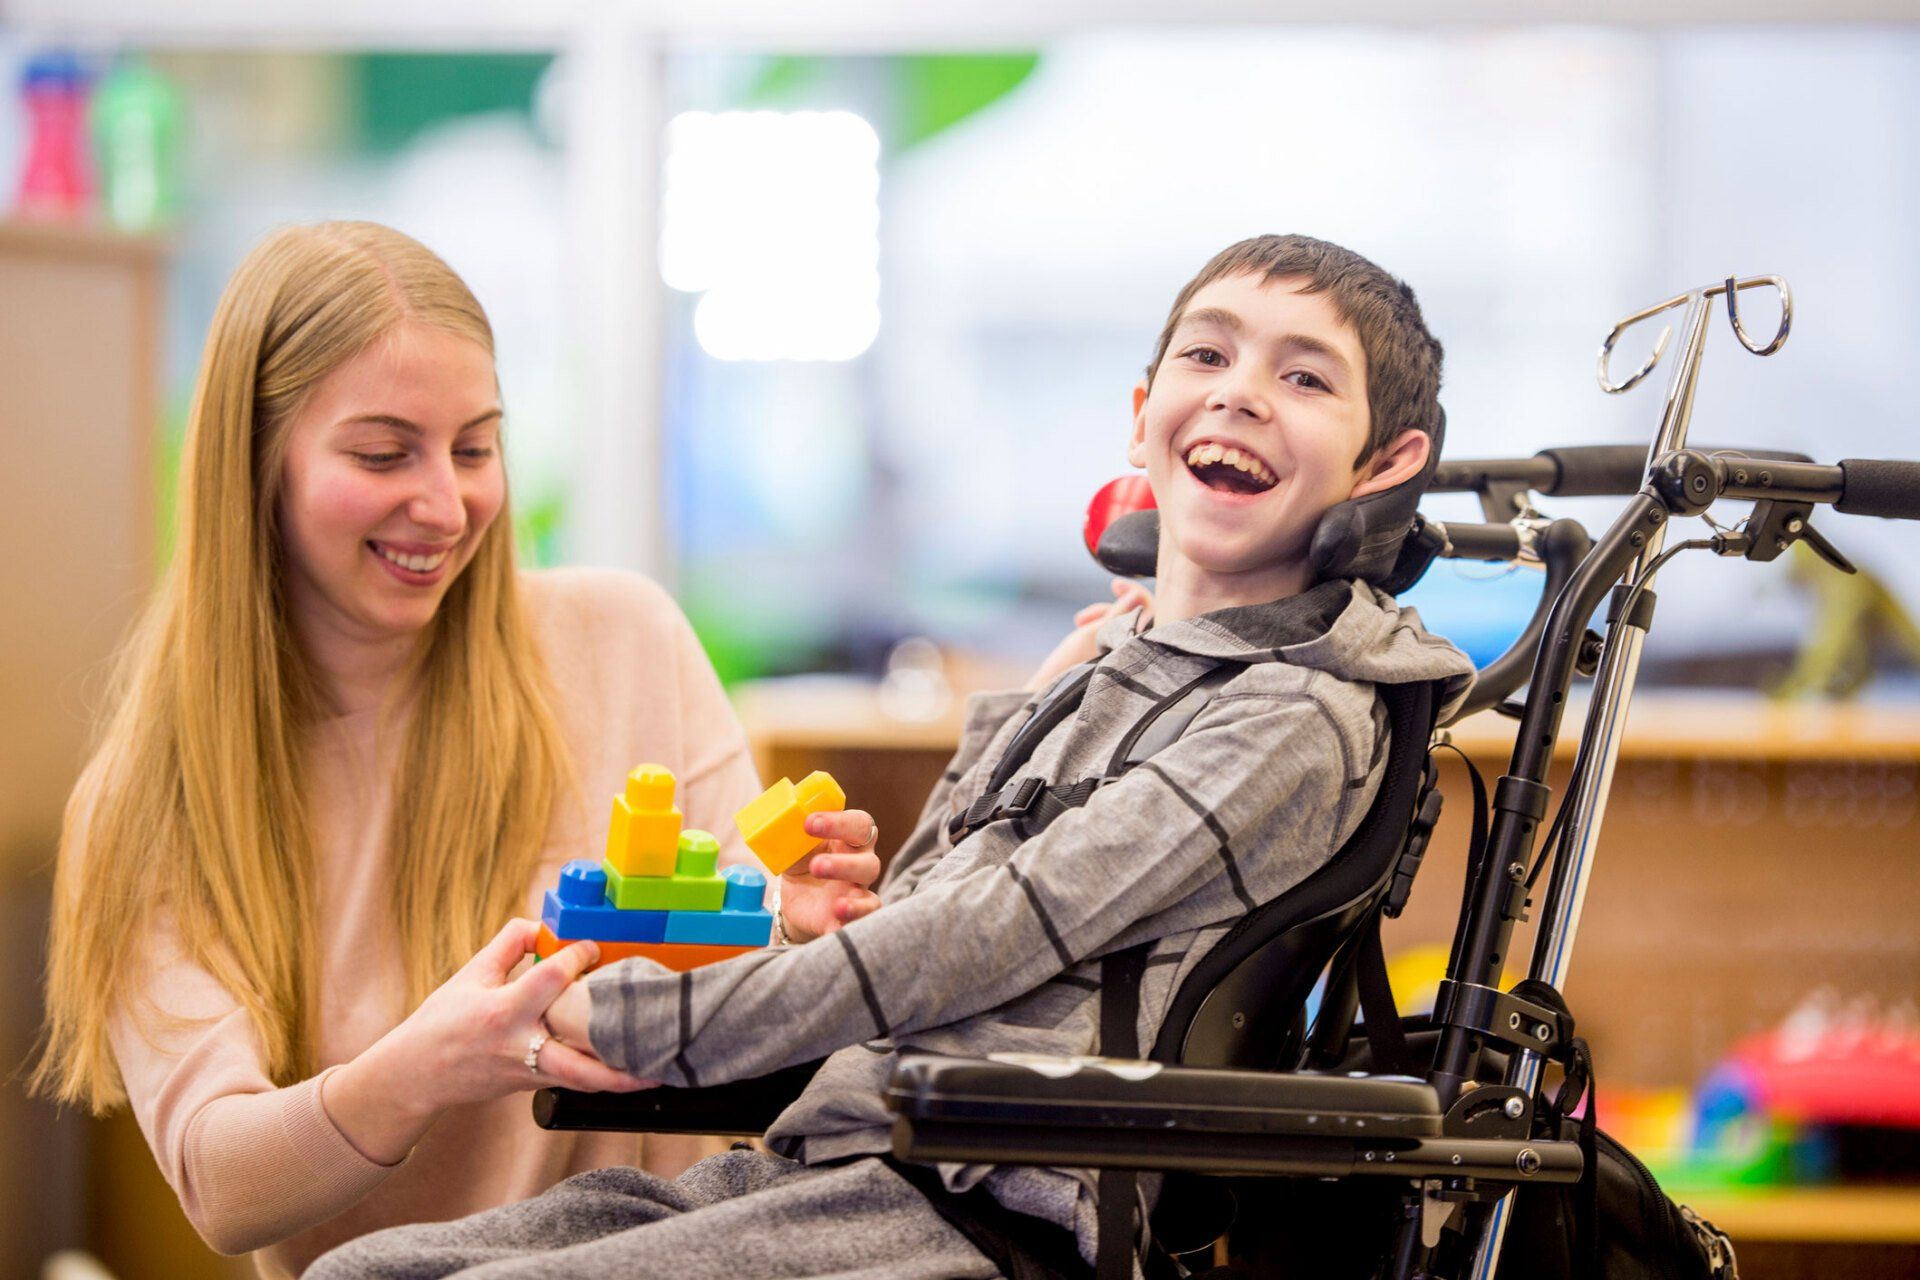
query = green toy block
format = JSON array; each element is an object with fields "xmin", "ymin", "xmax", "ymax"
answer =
[
  {"xmin": 676, "ymin": 829, "xmax": 720, "ymax": 878},
  {"xmin": 602, "ymin": 859, "xmax": 726, "ymax": 912}
]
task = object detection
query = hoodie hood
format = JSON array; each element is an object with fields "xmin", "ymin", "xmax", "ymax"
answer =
[{"xmin": 1096, "ymin": 577, "xmax": 1476, "ymax": 721}]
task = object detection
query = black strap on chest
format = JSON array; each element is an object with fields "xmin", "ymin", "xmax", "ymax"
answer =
[
  {"xmin": 1097, "ymin": 944, "xmax": 1153, "ymax": 1280},
  {"xmin": 947, "ymin": 661, "xmax": 1242, "ymax": 846}
]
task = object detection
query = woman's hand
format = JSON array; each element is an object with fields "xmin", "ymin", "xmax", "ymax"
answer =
[
  {"xmin": 777, "ymin": 809, "xmax": 884, "ymax": 944},
  {"xmin": 324, "ymin": 919, "xmax": 655, "ymax": 1165},
  {"xmin": 1024, "ymin": 578, "xmax": 1153, "ymax": 692}
]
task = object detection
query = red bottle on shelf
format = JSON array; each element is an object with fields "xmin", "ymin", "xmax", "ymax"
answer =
[{"xmin": 15, "ymin": 51, "xmax": 94, "ymax": 219}]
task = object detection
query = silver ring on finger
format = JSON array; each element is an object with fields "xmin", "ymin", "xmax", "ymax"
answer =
[
  {"xmin": 525, "ymin": 1028, "xmax": 550, "ymax": 1073},
  {"xmin": 861, "ymin": 821, "xmax": 879, "ymax": 850}
]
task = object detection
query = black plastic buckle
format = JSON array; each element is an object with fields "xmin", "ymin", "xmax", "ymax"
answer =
[
  {"xmin": 1384, "ymin": 786, "xmax": 1444, "ymax": 919},
  {"xmin": 949, "ymin": 792, "xmax": 996, "ymax": 841},
  {"xmin": 1003, "ymin": 776, "xmax": 1047, "ymax": 818}
]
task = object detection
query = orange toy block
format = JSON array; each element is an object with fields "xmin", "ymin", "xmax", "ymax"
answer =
[
  {"xmin": 605, "ymin": 763, "xmax": 682, "ymax": 878},
  {"xmin": 535, "ymin": 924, "xmax": 755, "ymax": 973},
  {"xmin": 733, "ymin": 770, "xmax": 847, "ymax": 876}
]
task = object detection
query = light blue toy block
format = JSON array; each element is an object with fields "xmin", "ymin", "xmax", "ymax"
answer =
[
  {"xmin": 664, "ymin": 865, "xmax": 770, "ymax": 943},
  {"xmin": 721, "ymin": 864, "xmax": 767, "ymax": 912},
  {"xmin": 663, "ymin": 905, "xmax": 773, "ymax": 946},
  {"xmin": 555, "ymin": 859, "xmax": 608, "ymax": 906},
  {"xmin": 542, "ymin": 890, "xmax": 667, "ymax": 943}
]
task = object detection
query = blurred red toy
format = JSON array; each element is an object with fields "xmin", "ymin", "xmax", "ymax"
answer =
[{"xmin": 1084, "ymin": 475, "xmax": 1157, "ymax": 571}]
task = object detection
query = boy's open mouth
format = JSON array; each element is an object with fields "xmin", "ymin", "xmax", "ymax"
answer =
[{"xmin": 1184, "ymin": 441, "xmax": 1279, "ymax": 496}]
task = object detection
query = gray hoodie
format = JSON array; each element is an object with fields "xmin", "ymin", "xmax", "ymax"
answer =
[{"xmin": 588, "ymin": 578, "xmax": 1474, "ymax": 1258}]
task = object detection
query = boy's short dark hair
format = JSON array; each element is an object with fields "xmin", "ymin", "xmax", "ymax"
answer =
[{"xmin": 1147, "ymin": 234, "xmax": 1444, "ymax": 465}]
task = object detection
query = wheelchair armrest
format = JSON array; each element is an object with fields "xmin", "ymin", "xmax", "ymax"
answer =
[
  {"xmin": 885, "ymin": 1053, "xmax": 1581, "ymax": 1185},
  {"xmin": 533, "ymin": 1058, "xmax": 826, "ymax": 1135}
]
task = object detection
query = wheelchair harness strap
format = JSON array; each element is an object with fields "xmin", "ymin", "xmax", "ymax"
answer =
[
  {"xmin": 944, "ymin": 657, "xmax": 1247, "ymax": 1280},
  {"xmin": 948, "ymin": 661, "xmax": 1244, "ymax": 847},
  {"xmin": 1098, "ymin": 945, "xmax": 1151, "ymax": 1280}
]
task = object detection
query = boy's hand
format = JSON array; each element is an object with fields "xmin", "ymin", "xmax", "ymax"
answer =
[
  {"xmin": 1024, "ymin": 578, "xmax": 1153, "ymax": 692},
  {"xmin": 544, "ymin": 980, "xmax": 594, "ymax": 1056},
  {"xmin": 777, "ymin": 809, "xmax": 883, "ymax": 944}
]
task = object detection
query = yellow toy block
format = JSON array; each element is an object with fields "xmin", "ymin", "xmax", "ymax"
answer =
[
  {"xmin": 605, "ymin": 763, "xmax": 682, "ymax": 878},
  {"xmin": 733, "ymin": 770, "xmax": 846, "ymax": 876}
]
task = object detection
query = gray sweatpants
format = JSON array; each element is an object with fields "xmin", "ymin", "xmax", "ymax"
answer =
[{"xmin": 305, "ymin": 1149, "xmax": 1003, "ymax": 1280}]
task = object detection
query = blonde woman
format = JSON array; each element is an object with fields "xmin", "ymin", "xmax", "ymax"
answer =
[{"xmin": 33, "ymin": 222, "xmax": 883, "ymax": 1278}]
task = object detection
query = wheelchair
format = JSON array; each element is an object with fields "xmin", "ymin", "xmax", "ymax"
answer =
[{"xmin": 537, "ymin": 276, "xmax": 1920, "ymax": 1279}]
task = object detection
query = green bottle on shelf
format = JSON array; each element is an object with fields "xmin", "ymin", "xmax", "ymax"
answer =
[{"xmin": 90, "ymin": 56, "xmax": 183, "ymax": 233}]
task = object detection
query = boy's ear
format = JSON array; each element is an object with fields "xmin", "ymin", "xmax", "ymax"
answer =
[
  {"xmin": 1349, "ymin": 428, "xmax": 1431, "ymax": 500},
  {"xmin": 1126, "ymin": 381, "xmax": 1150, "ymax": 469}
]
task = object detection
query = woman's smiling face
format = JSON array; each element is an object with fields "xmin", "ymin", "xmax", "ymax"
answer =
[
  {"xmin": 1129, "ymin": 272, "xmax": 1379, "ymax": 585},
  {"xmin": 276, "ymin": 320, "xmax": 505, "ymax": 660}
]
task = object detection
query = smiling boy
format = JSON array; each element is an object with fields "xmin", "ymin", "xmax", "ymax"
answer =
[{"xmin": 311, "ymin": 235, "xmax": 1475, "ymax": 1280}]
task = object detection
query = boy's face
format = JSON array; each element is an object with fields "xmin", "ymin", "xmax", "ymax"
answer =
[{"xmin": 1129, "ymin": 272, "xmax": 1418, "ymax": 592}]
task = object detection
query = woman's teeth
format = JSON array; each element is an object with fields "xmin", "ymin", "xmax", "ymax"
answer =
[
  {"xmin": 373, "ymin": 543, "xmax": 451, "ymax": 573},
  {"xmin": 1184, "ymin": 443, "xmax": 1277, "ymax": 488}
]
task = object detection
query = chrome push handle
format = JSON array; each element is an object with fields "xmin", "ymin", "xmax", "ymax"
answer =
[{"xmin": 1597, "ymin": 274, "xmax": 1793, "ymax": 395}]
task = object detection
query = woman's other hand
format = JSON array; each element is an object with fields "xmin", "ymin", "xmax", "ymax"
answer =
[
  {"xmin": 777, "ymin": 809, "xmax": 883, "ymax": 944},
  {"xmin": 1023, "ymin": 578, "xmax": 1153, "ymax": 693},
  {"xmin": 324, "ymin": 919, "xmax": 654, "ymax": 1165}
]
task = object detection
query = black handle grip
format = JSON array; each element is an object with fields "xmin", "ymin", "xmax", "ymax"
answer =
[
  {"xmin": 1534, "ymin": 446, "xmax": 1648, "ymax": 497},
  {"xmin": 1437, "ymin": 522, "xmax": 1524, "ymax": 561},
  {"xmin": 1835, "ymin": 458, "xmax": 1920, "ymax": 521}
]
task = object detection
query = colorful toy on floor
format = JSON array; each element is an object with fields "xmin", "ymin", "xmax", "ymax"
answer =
[
  {"xmin": 734, "ymin": 770, "xmax": 846, "ymax": 875},
  {"xmin": 538, "ymin": 764, "xmax": 773, "ymax": 973}
]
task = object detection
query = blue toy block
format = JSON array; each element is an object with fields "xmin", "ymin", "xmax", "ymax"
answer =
[
  {"xmin": 663, "ymin": 901, "xmax": 774, "ymax": 946},
  {"xmin": 542, "ymin": 889, "xmax": 667, "ymax": 943},
  {"xmin": 721, "ymin": 864, "xmax": 767, "ymax": 911},
  {"xmin": 556, "ymin": 859, "xmax": 608, "ymax": 906},
  {"xmin": 664, "ymin": 864, "xmax": 771, "ymax": 943}
]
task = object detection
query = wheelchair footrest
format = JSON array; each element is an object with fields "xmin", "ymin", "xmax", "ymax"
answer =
[{"xmin": 885, "ymin": 1053, "xmax": 1582, "ymax": 1184}]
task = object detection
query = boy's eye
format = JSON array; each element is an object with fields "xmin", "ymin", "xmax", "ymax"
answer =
[
  {"xmin": 1286, "ymin": 371, "xmax": 1330, "ymax": 391},
  {"xmin": 1181, "ymin": 346, "xmax": 1226, "ymax": 367}
]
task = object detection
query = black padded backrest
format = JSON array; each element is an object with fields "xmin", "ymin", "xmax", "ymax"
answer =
[{"xmin": 1149, "ymin": 678, "xmax": 1438, "ymax": 1069}]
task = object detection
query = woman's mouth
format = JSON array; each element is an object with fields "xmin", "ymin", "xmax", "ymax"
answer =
[
  {"xmin": 1184, "ymin": 441, "xmax": 1279, "ymax": 496},
  {"xmin": 368, "ymin": 540, "xmax": 455, "ymax": 583}
]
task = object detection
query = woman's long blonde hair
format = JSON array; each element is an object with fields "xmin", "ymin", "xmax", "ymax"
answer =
[{"xmin": 34, "ymin": 221, "xmax": 572, "ymax": 1110}]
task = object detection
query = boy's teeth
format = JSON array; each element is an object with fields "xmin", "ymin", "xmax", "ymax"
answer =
[
  {"xmin": 1185, "ymin": 443, "xmax": 1276, "ymax": 485},
  {"xmin": 375, "ymin": 544, "xmax": 450, "ymax": 573}
]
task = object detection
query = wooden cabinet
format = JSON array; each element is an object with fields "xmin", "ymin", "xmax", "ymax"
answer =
[{"xmin": 0, "ymin": 220, "xmax": 239, "ymax": 1280}]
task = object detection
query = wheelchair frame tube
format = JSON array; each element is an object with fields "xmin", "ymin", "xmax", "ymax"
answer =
[
  {"xmin": 1457, "ymin": 288, "xmax": 1719, "ymax": 1280},
  {"xmin": 1427, "ymin": 497, "xmax": 1659, "ymax": 1106}
]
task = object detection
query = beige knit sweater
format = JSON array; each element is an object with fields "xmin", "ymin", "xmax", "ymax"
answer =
[{"xmin": 105, "ymin": 568, "xmax": 766, "ymax": 1278}]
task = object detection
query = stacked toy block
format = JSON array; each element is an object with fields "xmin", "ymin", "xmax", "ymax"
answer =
[{"xmin": 536, "ymin": 764, "xmax": 773, "ymax": 972}]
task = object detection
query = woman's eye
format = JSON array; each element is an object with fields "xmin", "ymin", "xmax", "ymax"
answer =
[
  {"xmin": 351, "ymin": 451, "xmax": 405, "ymax": 466},
  {"xmin": 456, "ymin": 447, "xmax": 496, "ymax": 463}
]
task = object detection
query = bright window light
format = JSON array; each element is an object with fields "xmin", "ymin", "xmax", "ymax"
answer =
[{"xmin": 661, "ymin": 109, "xmax": 881, "ymax": 362}]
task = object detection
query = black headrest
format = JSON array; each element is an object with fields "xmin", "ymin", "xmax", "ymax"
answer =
[
  {"xmin": 1093, "ymin": 408, "xmax": 1447, "ymax": 593},
  {"xmin": 1306, "ymin": 406, "xmax": 1446, "ymax": 593}
]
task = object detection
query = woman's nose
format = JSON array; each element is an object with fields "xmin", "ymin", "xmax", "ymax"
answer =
[{"xmin": 407, "ymin": 458, "xmax": 468, "ymax": 535}]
